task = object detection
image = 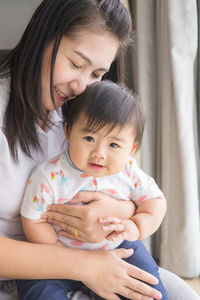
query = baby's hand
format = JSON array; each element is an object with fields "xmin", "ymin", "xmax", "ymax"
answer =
[{"xmin": 99, "ymin": 217, "xmax": 140, "ymax": 242}]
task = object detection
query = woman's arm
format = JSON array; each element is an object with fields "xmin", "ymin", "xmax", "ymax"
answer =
[
  {"xmin": 45, "ymin": 191, "xmax": 135, "ymax": 243},
  {"xmin": 0, "ymin": 235, "xmax": 161, "ymax": 299}
]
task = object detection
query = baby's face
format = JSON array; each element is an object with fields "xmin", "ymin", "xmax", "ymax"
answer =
[{"xmin": 67, "ymin": 114, "xmax": 137, "ymax": 177}]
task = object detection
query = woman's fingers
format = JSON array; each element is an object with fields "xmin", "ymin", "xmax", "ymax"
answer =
[
  {"xmin": 113, "ymin": 248, "xmax": 134, "ymax": 259},
  {"xmin": 128, "ymin": 264, "xmax": 158, "ymax": 286},
  {"xmin": 113, "ymin": 249, "xmax": 162, "ymax": 299},
  {"xmin": 47, "ymin": 211, "xmax": 81, "ymax": 227},
  {"xmin": 47, "ymin": 203, "xmax": 84, "ymax": 218},
  {"xmin": 47, "ymin": 217, "xmax": 81, "ymax": 236},
  {"xmin": 83, "ymin": 249, "xmax": 162, "ymax": 300},
  {"xmin": 46, "ymin": 210, "xmax": 108, "ymax": 243},
  {"xmin": 48, "ymin": 218, "xmax": 90, "ymax": 242},
  {"xmin": 117, "ymin": 286, "xmax": 154, "ymax": 300},
  {"xmin": 125, "ymin": 276, "xmax": 162, "ymax": 300},
  {"xmin": 44, "ymin": 191, "xmax": 135, "ymax": 243},
  {"xmin": 115, "ymin": 285, "xmax": 154, "ymax": 300},
  {"xmin": 115, "ymin": 250, "xmax": 162, "ymax": 299},
  {"xmin": 47, "ymin": 211, "xmax": 106, "ymax": 243}
]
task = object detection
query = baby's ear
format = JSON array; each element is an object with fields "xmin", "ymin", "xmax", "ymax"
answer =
[
  {"xmin": 64, "ymin": 123, "xmax": 69, "ymax": 141},
  {"xmin": 131, "ymin": 143, "xmax": 137, "ymax": 155}
]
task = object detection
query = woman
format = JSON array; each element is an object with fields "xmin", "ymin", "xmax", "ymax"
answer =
[{"xmin": 0, "ymin": 0, "xmax": 198, "ymax": 299}]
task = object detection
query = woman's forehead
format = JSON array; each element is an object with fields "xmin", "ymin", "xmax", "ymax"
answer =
[{"xmin": 59, "ymin": 30, "xmax": 119, "ymax": 68}]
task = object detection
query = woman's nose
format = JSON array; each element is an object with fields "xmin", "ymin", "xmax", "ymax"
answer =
[{"xmin": 69, "ymin": 75, "xmax": 91, "ymax": 96}]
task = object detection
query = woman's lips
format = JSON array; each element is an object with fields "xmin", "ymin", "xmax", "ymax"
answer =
[{"xmin": 54, "ymin": 87, "xmax": 68, "ymax": 103}]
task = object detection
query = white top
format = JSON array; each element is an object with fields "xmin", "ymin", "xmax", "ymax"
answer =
[
  {"xmin": 0, "ymin": 77, "xmax": 67, "ymax": 241},
  {"xmin": 21, "ymin": 151, "xmax": 163, "ymax": 250}
]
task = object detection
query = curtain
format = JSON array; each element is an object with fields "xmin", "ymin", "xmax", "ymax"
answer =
[
  {"xmin": 129, "ymin": 0, "xmax": 200, "ymax": 277},
  {"xmin": 197, "ymin": 1, "xmax": 200, "ymax": 199}
]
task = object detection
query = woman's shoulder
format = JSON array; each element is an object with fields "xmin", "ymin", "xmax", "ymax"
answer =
[{"xmin": 0, "ymin": 76, "xmax": 10, "ymax": 127}]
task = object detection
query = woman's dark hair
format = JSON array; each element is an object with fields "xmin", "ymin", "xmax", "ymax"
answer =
[
  {"xmin": 0, "ymin": 0, "xmax": 132, "ymax": 162},
  {"xmin": 65, "ymin": 80, "xmax": 145, "ymax": 149}
]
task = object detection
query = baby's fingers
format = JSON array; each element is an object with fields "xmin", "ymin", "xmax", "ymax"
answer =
[
  {"xmin": 99, "ymin": 216, "xmax": 122, "ymax": 224},
  {"xmin": 102, "ymin": 223, "xmax": 124, "ymax": 232},
  {"xmin": 106, "ymin": 231, "xmax": 124, "ymax": 241}
]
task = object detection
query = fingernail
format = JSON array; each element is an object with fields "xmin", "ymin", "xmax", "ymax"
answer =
[
  {"xmin": 46, "ymin": 205, "xmax": 51, "ymax": 211},
  {"xmin": 48, "ymin": 218, "xmax": 53, "ymax": 223},
  {"xmin": 152, "ymin": 277, "xmax": 159, "ymax": 285},
  {"xmin": 127, "ymin": 249, "xmax": 133, "ymax": 254},
  {"xmin": 155, "ymin": 291, "xmax": 162, "ymax": 299}
]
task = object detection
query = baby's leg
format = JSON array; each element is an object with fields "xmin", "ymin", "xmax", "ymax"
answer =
[
  {"xmin": 16, "ymin": 279, "xmax": 83, "ymax": 300},
  {"xmin": 118, "ymin": 240, "xmax": 168, "ymax": 300}
]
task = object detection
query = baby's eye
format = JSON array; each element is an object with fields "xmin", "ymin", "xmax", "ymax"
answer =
[
  {"xmin": 110, "ymin": 143, "xmax": 119, "ymax": 149},
  {"xmin": 84, "ymin": 136, "xmax": 95, "ymax": 142}
]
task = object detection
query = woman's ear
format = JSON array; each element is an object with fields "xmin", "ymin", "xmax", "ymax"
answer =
[{"xmin": 131, "ymin": 143, "xmax": 137, "ymax": 155}]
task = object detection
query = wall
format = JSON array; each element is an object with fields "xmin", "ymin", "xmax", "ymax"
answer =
[{"xmin": 0, "ymin": 0, "xmax": 41, "ymax": 49}]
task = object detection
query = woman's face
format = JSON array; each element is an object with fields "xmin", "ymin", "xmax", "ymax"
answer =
[{"xmin": 41, "ymin": 30, "xmax": 119, "ymax": 111}]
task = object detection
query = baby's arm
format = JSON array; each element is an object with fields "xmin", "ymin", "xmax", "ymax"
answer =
[
  {"xmin": 21, "ymin": 166, "xmax": 64, "ymax": 248},
  {"xmin": 100, "ymin": 195, "xmax": 166, "ymax": 241},
  {"xmin": 100, "ymin": 159, "xmax": 167, "ymax": 242},
  {"xmin": 131, "ymin": 195, "xmax": 166, "ymax": 239},
  {"xmin": 21, "ymin": 215, "xmax": 64, "ymax": 247}
]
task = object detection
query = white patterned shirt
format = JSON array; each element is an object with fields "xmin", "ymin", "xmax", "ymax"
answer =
[{"xmin": 21, "ymin": 151, "xmax": 163, "ymax": 250}]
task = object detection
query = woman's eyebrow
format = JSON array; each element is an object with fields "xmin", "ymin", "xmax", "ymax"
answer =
[{"xmin": 74, "ymin": 50, "xmax": 108, "ymax": 72}]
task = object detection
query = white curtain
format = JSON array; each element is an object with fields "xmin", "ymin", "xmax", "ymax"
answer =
[{"xmin": 129, "ymin": 0, "xmax": 200, "ymax": 277}]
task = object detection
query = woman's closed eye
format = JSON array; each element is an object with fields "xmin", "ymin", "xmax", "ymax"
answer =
[
  {"xmin": 71, "ymin": 61, "xmax": 81, "ymax": 69},
  {"xmin": 91, "ymin": 72, "xmax": 103, "ymax": 79},
  {"xmin": 69, "ymin": 58, "xmax": 105, "ymax": 80}
]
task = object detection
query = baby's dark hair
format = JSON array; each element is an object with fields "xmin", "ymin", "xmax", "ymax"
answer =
[{"xmin": 64, "ymin": 81, "xmax": 145, "ymax": 149}]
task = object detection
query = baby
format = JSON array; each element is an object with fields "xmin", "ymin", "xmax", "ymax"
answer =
[{"xmin": 19, "ymin": 80, "xmax": 168, "ymax": 299}]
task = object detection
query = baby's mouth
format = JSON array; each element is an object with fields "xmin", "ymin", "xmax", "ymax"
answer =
[{"xmin": 88, "ymin": 162, "xmax": 105, "ymax": 170}]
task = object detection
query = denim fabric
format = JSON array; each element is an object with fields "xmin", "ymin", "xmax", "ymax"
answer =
[{"xmin": 17, "ymin": 240, "xmax": 168, "ymax": 300}]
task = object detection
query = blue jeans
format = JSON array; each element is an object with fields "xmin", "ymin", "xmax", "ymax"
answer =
[{"xmin": 16, "ymin": 240, "xmax": 168, "ymax": 300}]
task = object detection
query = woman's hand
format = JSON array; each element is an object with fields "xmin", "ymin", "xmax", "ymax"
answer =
[
  {"xmin": 43, "ymin": 191, "xmax": 135, "ymax": 243},
  {"xmin": 81, "ymin": 248, "xmax": 162, "ymax": 300}
]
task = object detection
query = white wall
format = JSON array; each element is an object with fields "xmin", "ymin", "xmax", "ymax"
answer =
[{"xmin": 0, "ymin": 0, "xmax": 42, "ymax": 49}]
